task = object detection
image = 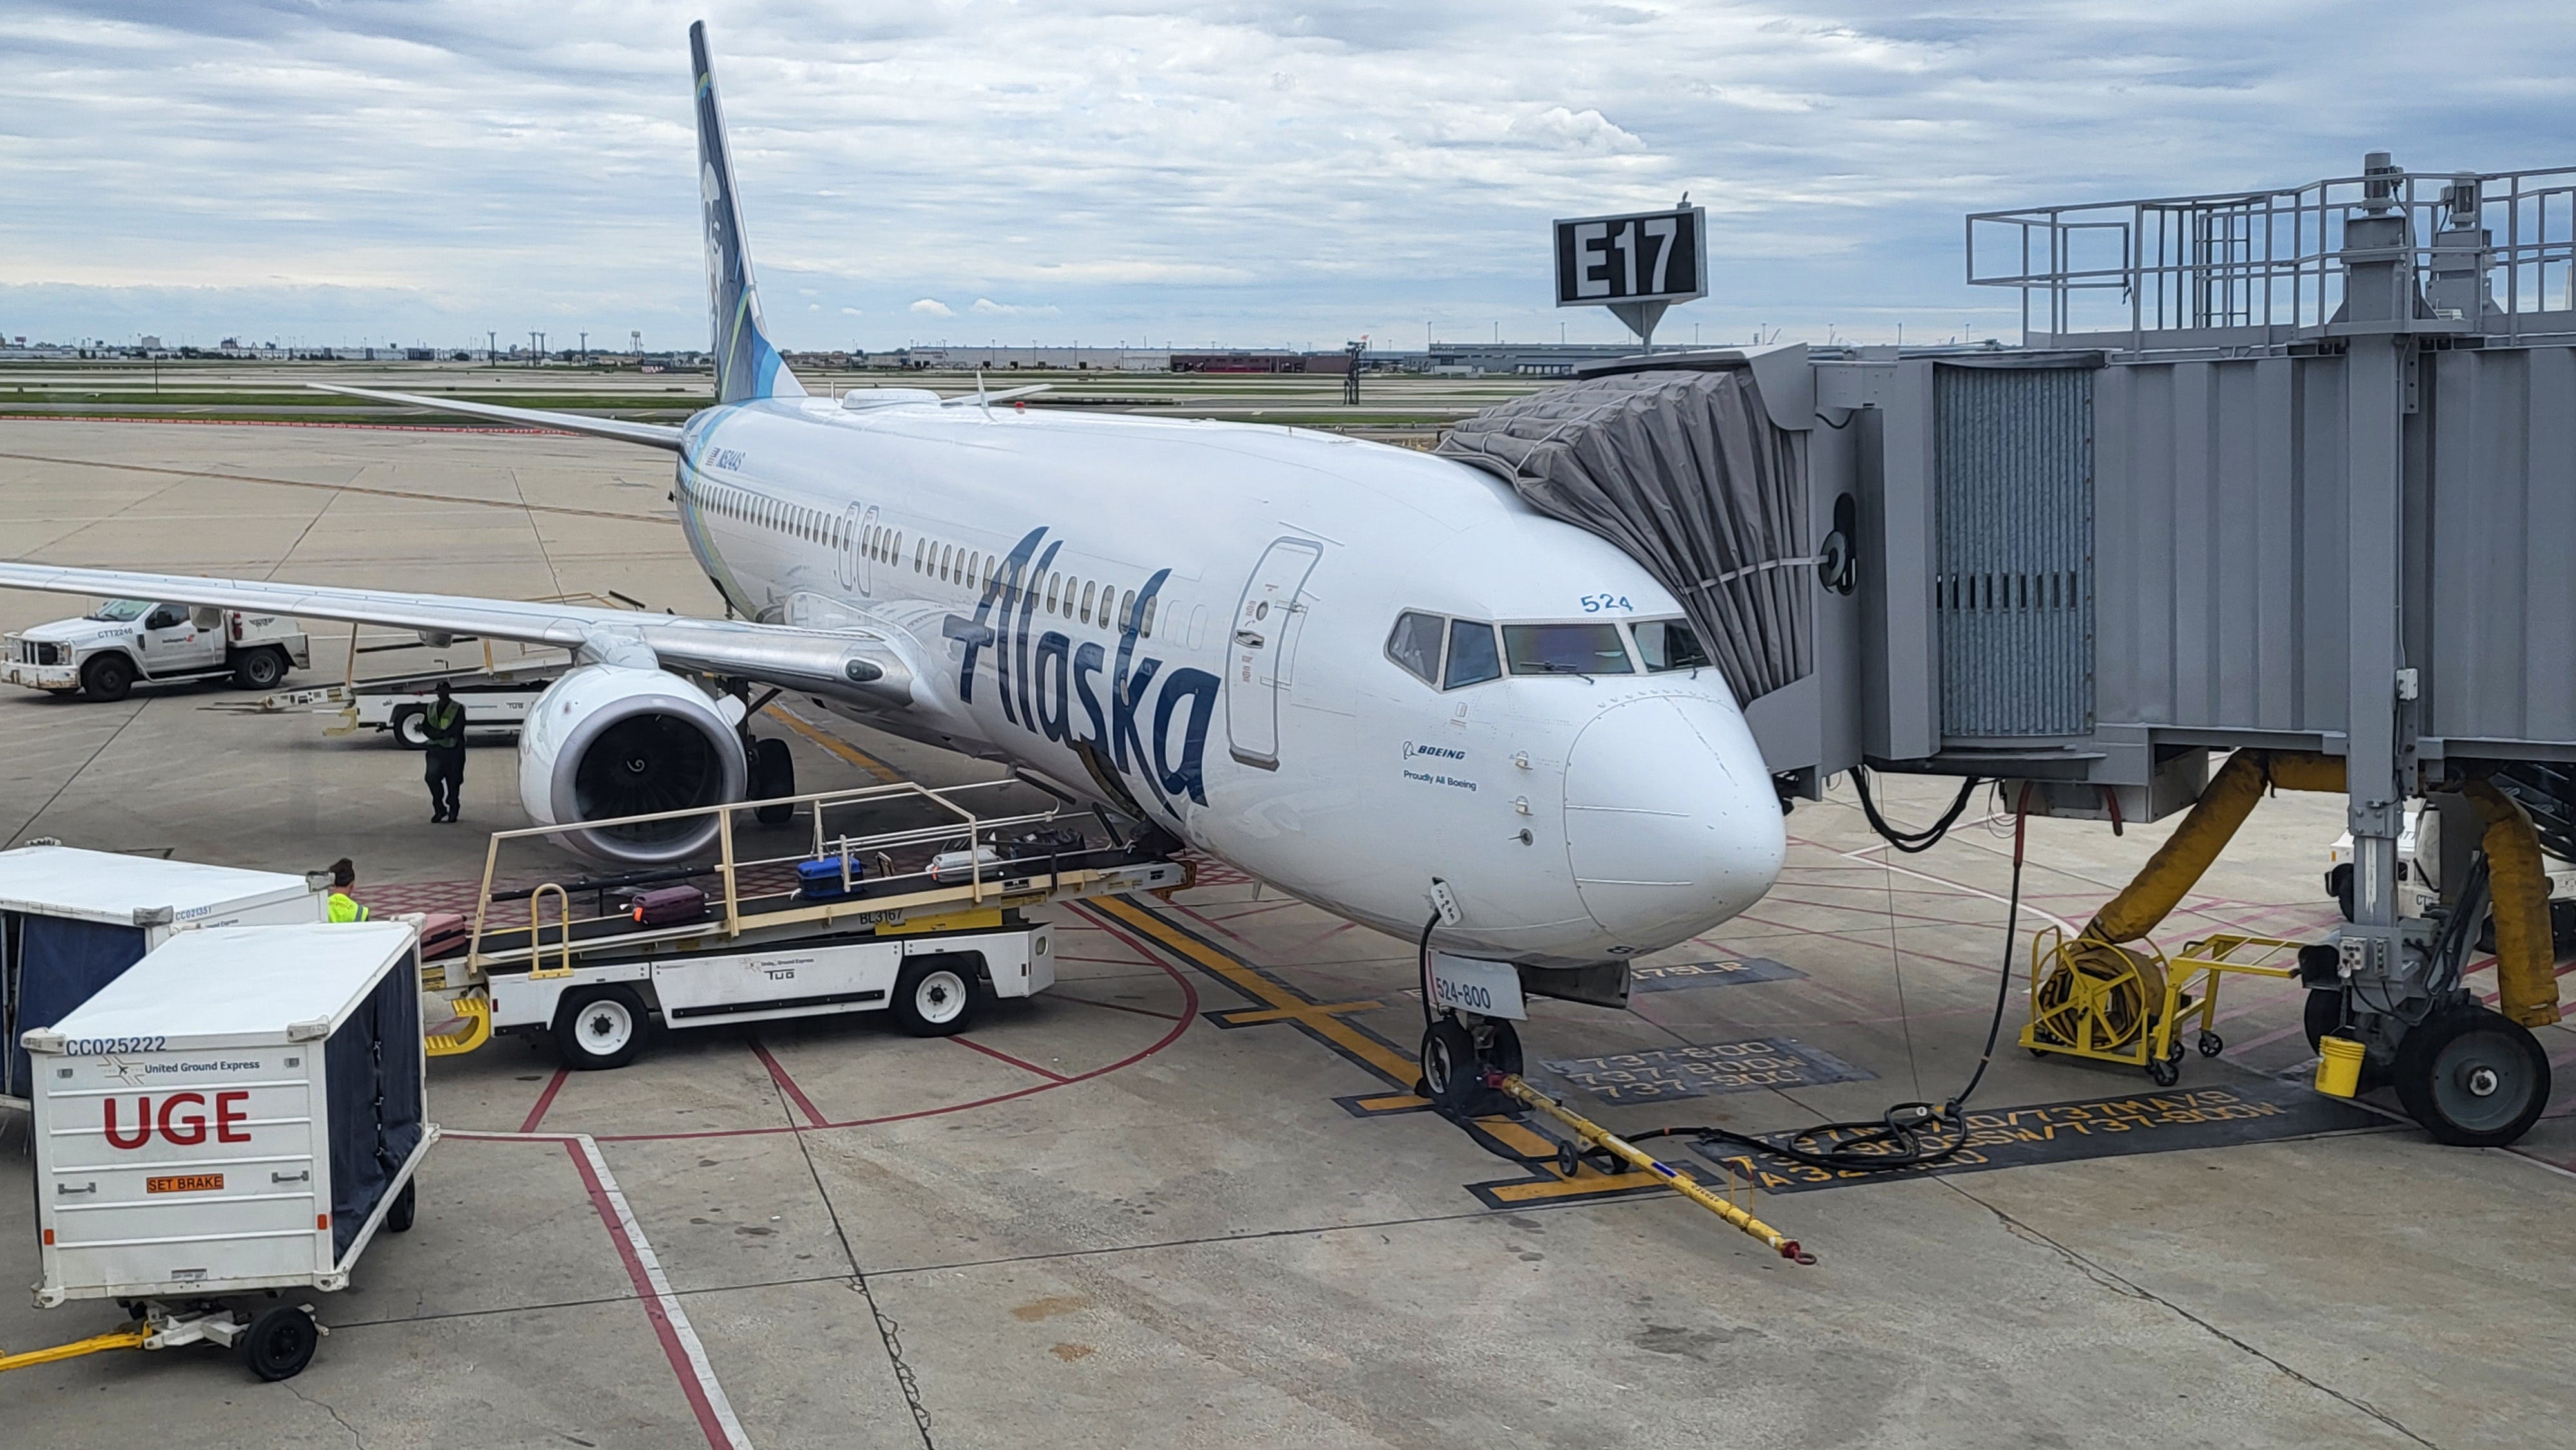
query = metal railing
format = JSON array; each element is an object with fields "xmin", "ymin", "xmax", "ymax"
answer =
[
  {"xmin": 1967, "ymin": 158, "xmax": 2576, "ymax": 344},
  {"xmin": 458, "ymin": 778, "xmax": 1079, "ymax": 974}
]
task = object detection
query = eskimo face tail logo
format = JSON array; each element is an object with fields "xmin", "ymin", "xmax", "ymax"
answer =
[{"xmin": 945, "ymin": 529, "xmax": 1218, "ymax": 821}]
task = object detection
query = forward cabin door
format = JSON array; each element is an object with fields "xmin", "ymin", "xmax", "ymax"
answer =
[
  {"xmin": 844, "ymin": 503, "xmax": 876, "ymax": 596},
  {"xmin": 1224, "ymin": 538, "xmax": 1323, "ymax": 770}
]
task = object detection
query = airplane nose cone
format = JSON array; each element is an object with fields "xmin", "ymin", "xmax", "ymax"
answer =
[{"xmin": 1562, "ymin": 694, "xmax": 1786, "ymax": 948}]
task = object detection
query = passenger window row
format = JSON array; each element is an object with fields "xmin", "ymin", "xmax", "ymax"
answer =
[
  {"xmin": 694, "ymin": 478, "xmax": 1160, "ymax": 639},
  {"xmin": 699, "ymin": 480, "xmax": 849, "ymax": 551},
  {"xmin": 1387, "ymin": 611, "xmax": 1707, "ymax": 690},
  {"xmin": 906, "ymin": 533, "xmax": 1156, "ymax": 637}
]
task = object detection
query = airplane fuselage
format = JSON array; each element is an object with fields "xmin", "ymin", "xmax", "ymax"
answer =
[{"xmin": 670, "ymin": 393, "xmax": 1785, "ymax": 968}]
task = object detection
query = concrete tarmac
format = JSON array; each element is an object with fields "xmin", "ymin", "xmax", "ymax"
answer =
[{"xmin": 1, "ymin": 421, "xmax": 2569, "ymax": 1449}]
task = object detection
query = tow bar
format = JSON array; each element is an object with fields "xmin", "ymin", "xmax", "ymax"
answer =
[{"xmin": 1488, "ymin": 1070, "xmax": 1816, "ymax": 1265}]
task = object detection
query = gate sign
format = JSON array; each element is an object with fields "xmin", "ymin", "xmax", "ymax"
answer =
[{"xmin": 1553, "ymin": 206, "xmax": 1707, "ymax": 308}]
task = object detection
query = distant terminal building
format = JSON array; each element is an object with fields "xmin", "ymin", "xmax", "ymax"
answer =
[
  {"xmin": 1169, "ymin": 351, "xmax": 1354, "ymax": 375},
  {"xmin": 860, "ymin": 346, "xmax": 1172, "ymax": 372},
  {"xmin": 1420, "ymin": 341, "xmax": 1657, "ymax": 377}
]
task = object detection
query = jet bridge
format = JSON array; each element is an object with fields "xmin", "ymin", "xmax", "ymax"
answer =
[{"xmin": 1444, "ymin": 153, "xmax": 2576, "ymax": 1145}]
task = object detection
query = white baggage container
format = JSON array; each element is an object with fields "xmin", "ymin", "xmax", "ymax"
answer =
[
  {"xmin": 17, "ymin": 921, "xmax": 434, "ymax": 1379},
  {"xmin": 0, "ymin": 844, "xmax": 328, "ymax": 1104}
]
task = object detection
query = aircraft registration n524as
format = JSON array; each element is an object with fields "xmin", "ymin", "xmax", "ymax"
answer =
[{"xmin": 0, "ymin": 23, "xmax": 1784, "ymax": 987}]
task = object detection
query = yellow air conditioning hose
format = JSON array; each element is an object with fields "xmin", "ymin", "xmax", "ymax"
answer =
[{"xmin": 2465, "ymin": 777, "xmax": 2563, "ymax": 1029}]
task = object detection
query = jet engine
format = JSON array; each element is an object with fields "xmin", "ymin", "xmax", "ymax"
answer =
[{"xmin": 517, "ymin": 665, "xmax": 750, "ymax": 863}]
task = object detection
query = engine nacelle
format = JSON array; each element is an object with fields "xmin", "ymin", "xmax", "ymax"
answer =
[{"xmin": 518, "ymin": 665, "xmax": 750, "ymax": 863}]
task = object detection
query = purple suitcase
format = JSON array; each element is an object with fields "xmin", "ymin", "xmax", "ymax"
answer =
[{"xmin": 629, "ymin": 885, "xmax": 707, "ymax": 925}]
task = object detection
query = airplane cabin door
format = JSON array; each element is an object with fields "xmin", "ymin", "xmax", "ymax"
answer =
[
  {"xmin": 845, "ymin": 503, "xmax": 876, "ymax": 595},
  {"xmin": 1225, "ymin": 538, "xmax": 1323, "ymax": 770}
]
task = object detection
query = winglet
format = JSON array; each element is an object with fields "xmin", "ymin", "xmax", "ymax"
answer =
[{"xmin": 690, "ymin": 21, "xmax": 805, "ymax": 405}]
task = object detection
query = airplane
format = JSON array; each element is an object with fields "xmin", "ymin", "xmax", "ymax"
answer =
[{"xmin": 0, "ymin": 22, "xmax": 1785, "ymax": 1097}]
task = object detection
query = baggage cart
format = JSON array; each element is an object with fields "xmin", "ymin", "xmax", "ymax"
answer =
[
  {"xmin": 0, "ymin": 845, "xmax": 328, "ymax": 1106},
  {"xmin": 8, "ymin": 921, "xmax": 434, "ymax": 1381}
]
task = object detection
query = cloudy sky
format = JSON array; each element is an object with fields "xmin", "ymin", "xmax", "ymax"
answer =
[{"xmin": 3, "ymin": 1, "xmax": 2568, "ymax": 352}]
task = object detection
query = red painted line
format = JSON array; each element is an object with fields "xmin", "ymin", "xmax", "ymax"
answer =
[
  {"xmin": 519, "ymin": 1068, "xmax": 571, "ymax": 1134},
  {"xmin": 951, "ymin": 1035, "xmax": 1070, "ymax": 1082},
  {"xmin": 1051, "ymin": 993, "xmax": 1184, "ymax": 1021},
  {"xmin": 564, "ymin": 1142, "xmax": 741, "ymax": 1450},
  {"xmin": 5, "ymin": 413, "xmax": 587, "ymax": 436},
  {"xmin": 1176, "ymin": 902, "xmax": 1259, "ymax": 946},
  {"xmin": 592, "ymin": 951, "xmax": 1198, "ymax": 1143},
  {"xmin": 1198, "ymin": 900, "xmax": 1301, "ymax": 922},
  {"xmin": 749, "ymin": 1039, "xmax": 828, "ymax": 1127}
]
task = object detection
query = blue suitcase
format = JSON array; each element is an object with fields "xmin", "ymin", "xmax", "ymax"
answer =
[{"xmin": 799, "ymin": 856, "xmax": 868, "ymax": 901}]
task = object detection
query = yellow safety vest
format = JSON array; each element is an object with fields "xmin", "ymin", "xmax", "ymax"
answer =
[{"xmin": 328, "ymin": 892, "xmax": 370, "ymax": 923}]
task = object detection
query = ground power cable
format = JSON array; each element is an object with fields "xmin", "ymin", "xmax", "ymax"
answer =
[{"xmin": 1624, "ymin": 782, "xmax": 2032, "ymax": 1174}]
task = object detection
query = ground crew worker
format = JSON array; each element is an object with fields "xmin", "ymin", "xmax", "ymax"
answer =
[
  {"xmin": 326, "ymin": 858, "xmax": 370, "ymax": 922},
  {"xmin": 422, "ymin": 679, "xmax": 468, "ymax": 824}
]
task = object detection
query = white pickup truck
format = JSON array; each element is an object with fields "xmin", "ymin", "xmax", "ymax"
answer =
[{"xmin": 3, "ymin": 599, "xmax": 311, "ymax": 702}]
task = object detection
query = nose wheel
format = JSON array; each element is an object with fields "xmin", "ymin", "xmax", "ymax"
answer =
[{"xmin": 1419, "ymin": 1014, "xmax": 1524, "ymax": 1118}]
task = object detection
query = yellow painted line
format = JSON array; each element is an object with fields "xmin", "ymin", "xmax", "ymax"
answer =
[
  {"xmin": 764, "ymin": 704, "xmax": 901, "ymax": 783},
  {"xmin": 1484, "ymin": 1171, "xmax": 1662, "ymax": 1203},
  {"xmin": 1352, "ymin": 1091, "xmax": 1429, "ymax": 1111},
  {"xmin": 1093, "ymin": 896, "xmax": 1423, "ymax": 1087},
  {"xmin": 1094, "ymin": 897, "xmax": 1662, "ymax": 1205},
  {"xmin": 1215, "ymin": 999, "xmax": 1383, "ymax": 1026}
]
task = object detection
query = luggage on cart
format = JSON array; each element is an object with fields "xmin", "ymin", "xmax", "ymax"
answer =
[
  {"xmin": 627, "ymin": 885, "xmax": 707, "ymax": 925},
  {"xmin": 415, "ymin": 910, "xmax": 471, "ymax": 958},
  {"xmin": 797, "ymin": 856, "xmax": 869, "ymax": 901},
  {"xmin": 999, "ymin": 826, "xmax": 1086, "ymax": 861}
]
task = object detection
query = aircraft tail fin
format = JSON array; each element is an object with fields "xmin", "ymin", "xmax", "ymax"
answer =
[{"xmin": 690, "ymin": 21, "xmax": 804, "ymax": 404}]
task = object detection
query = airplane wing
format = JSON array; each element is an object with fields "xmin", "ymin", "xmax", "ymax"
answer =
[
  {"xmin": 307, "ymin": 383, "xmax": 687, "ymax": 451},
  {"xmin": 0, "ymin": 561, "xmax": 915, "ymax": 706}
]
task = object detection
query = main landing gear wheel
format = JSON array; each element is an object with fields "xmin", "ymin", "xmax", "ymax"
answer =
[
  {"xmin": 553, "ymin": 985, "xmax": 650, "ymax": 1070},
  {"xmin": 242, "ymin": 1304, "xmax": 320, "ymax": 1382},
  {"xmin": 892, "ymin": 956, "xmax": 985, "ymax": 1037},
  {"xmin": 2394, "ymin": 1006, "xmax": 2550, "ymax": 1147}
]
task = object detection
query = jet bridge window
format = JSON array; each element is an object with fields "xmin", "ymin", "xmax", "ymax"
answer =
[
  {"xmin": 1631, "ymin": 618, "xmax": 1710, "ymax": 673},
  {"xmin": 1503, "ymin": 623, "xmax": 1635, "ymax": 677}
]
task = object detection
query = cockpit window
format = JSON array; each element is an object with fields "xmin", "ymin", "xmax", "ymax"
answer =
[
  {"xmin": 1503, "ymin": 622, "xmax": 1635, "ymax": 676},
  {"xmin": 1386, "ymin": 611, "xmax": 1443, "ymax": 684},
  {"xmin": 1631, "ymin": 618, "xmax": 1710, "ymax": 673},
  {"xmin": 1443, "ymin": 619, "xmax": 1502, "ymax": 688}
]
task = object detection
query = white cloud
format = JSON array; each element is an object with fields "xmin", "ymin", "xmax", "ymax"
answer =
[
  {"xmin": 0, "ymin": 1, "xmax": 2569, "ymax": 348},
  {"xmin": 1506, "ymin": 106, "xmax": 1643, "ymax": 154},
  {"xmin": 969, "ymin": 297, "xmax": 1061, "ymax": 317}
]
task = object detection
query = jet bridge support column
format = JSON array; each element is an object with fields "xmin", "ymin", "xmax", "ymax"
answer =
[{"xmin": 2337, "ymin": 160, "xmax": 2427, "ymax": 1057}]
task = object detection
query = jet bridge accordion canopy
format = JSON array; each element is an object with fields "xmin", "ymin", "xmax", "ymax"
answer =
[{"xmin": 1437, "ymin": 368, "xmax": 1812, "ymax": 707}]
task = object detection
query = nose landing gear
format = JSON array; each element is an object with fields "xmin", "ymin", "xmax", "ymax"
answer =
[{"xmin": 1419, "ymin": 1013, "xmax": 1523, "ymax": 1118}]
